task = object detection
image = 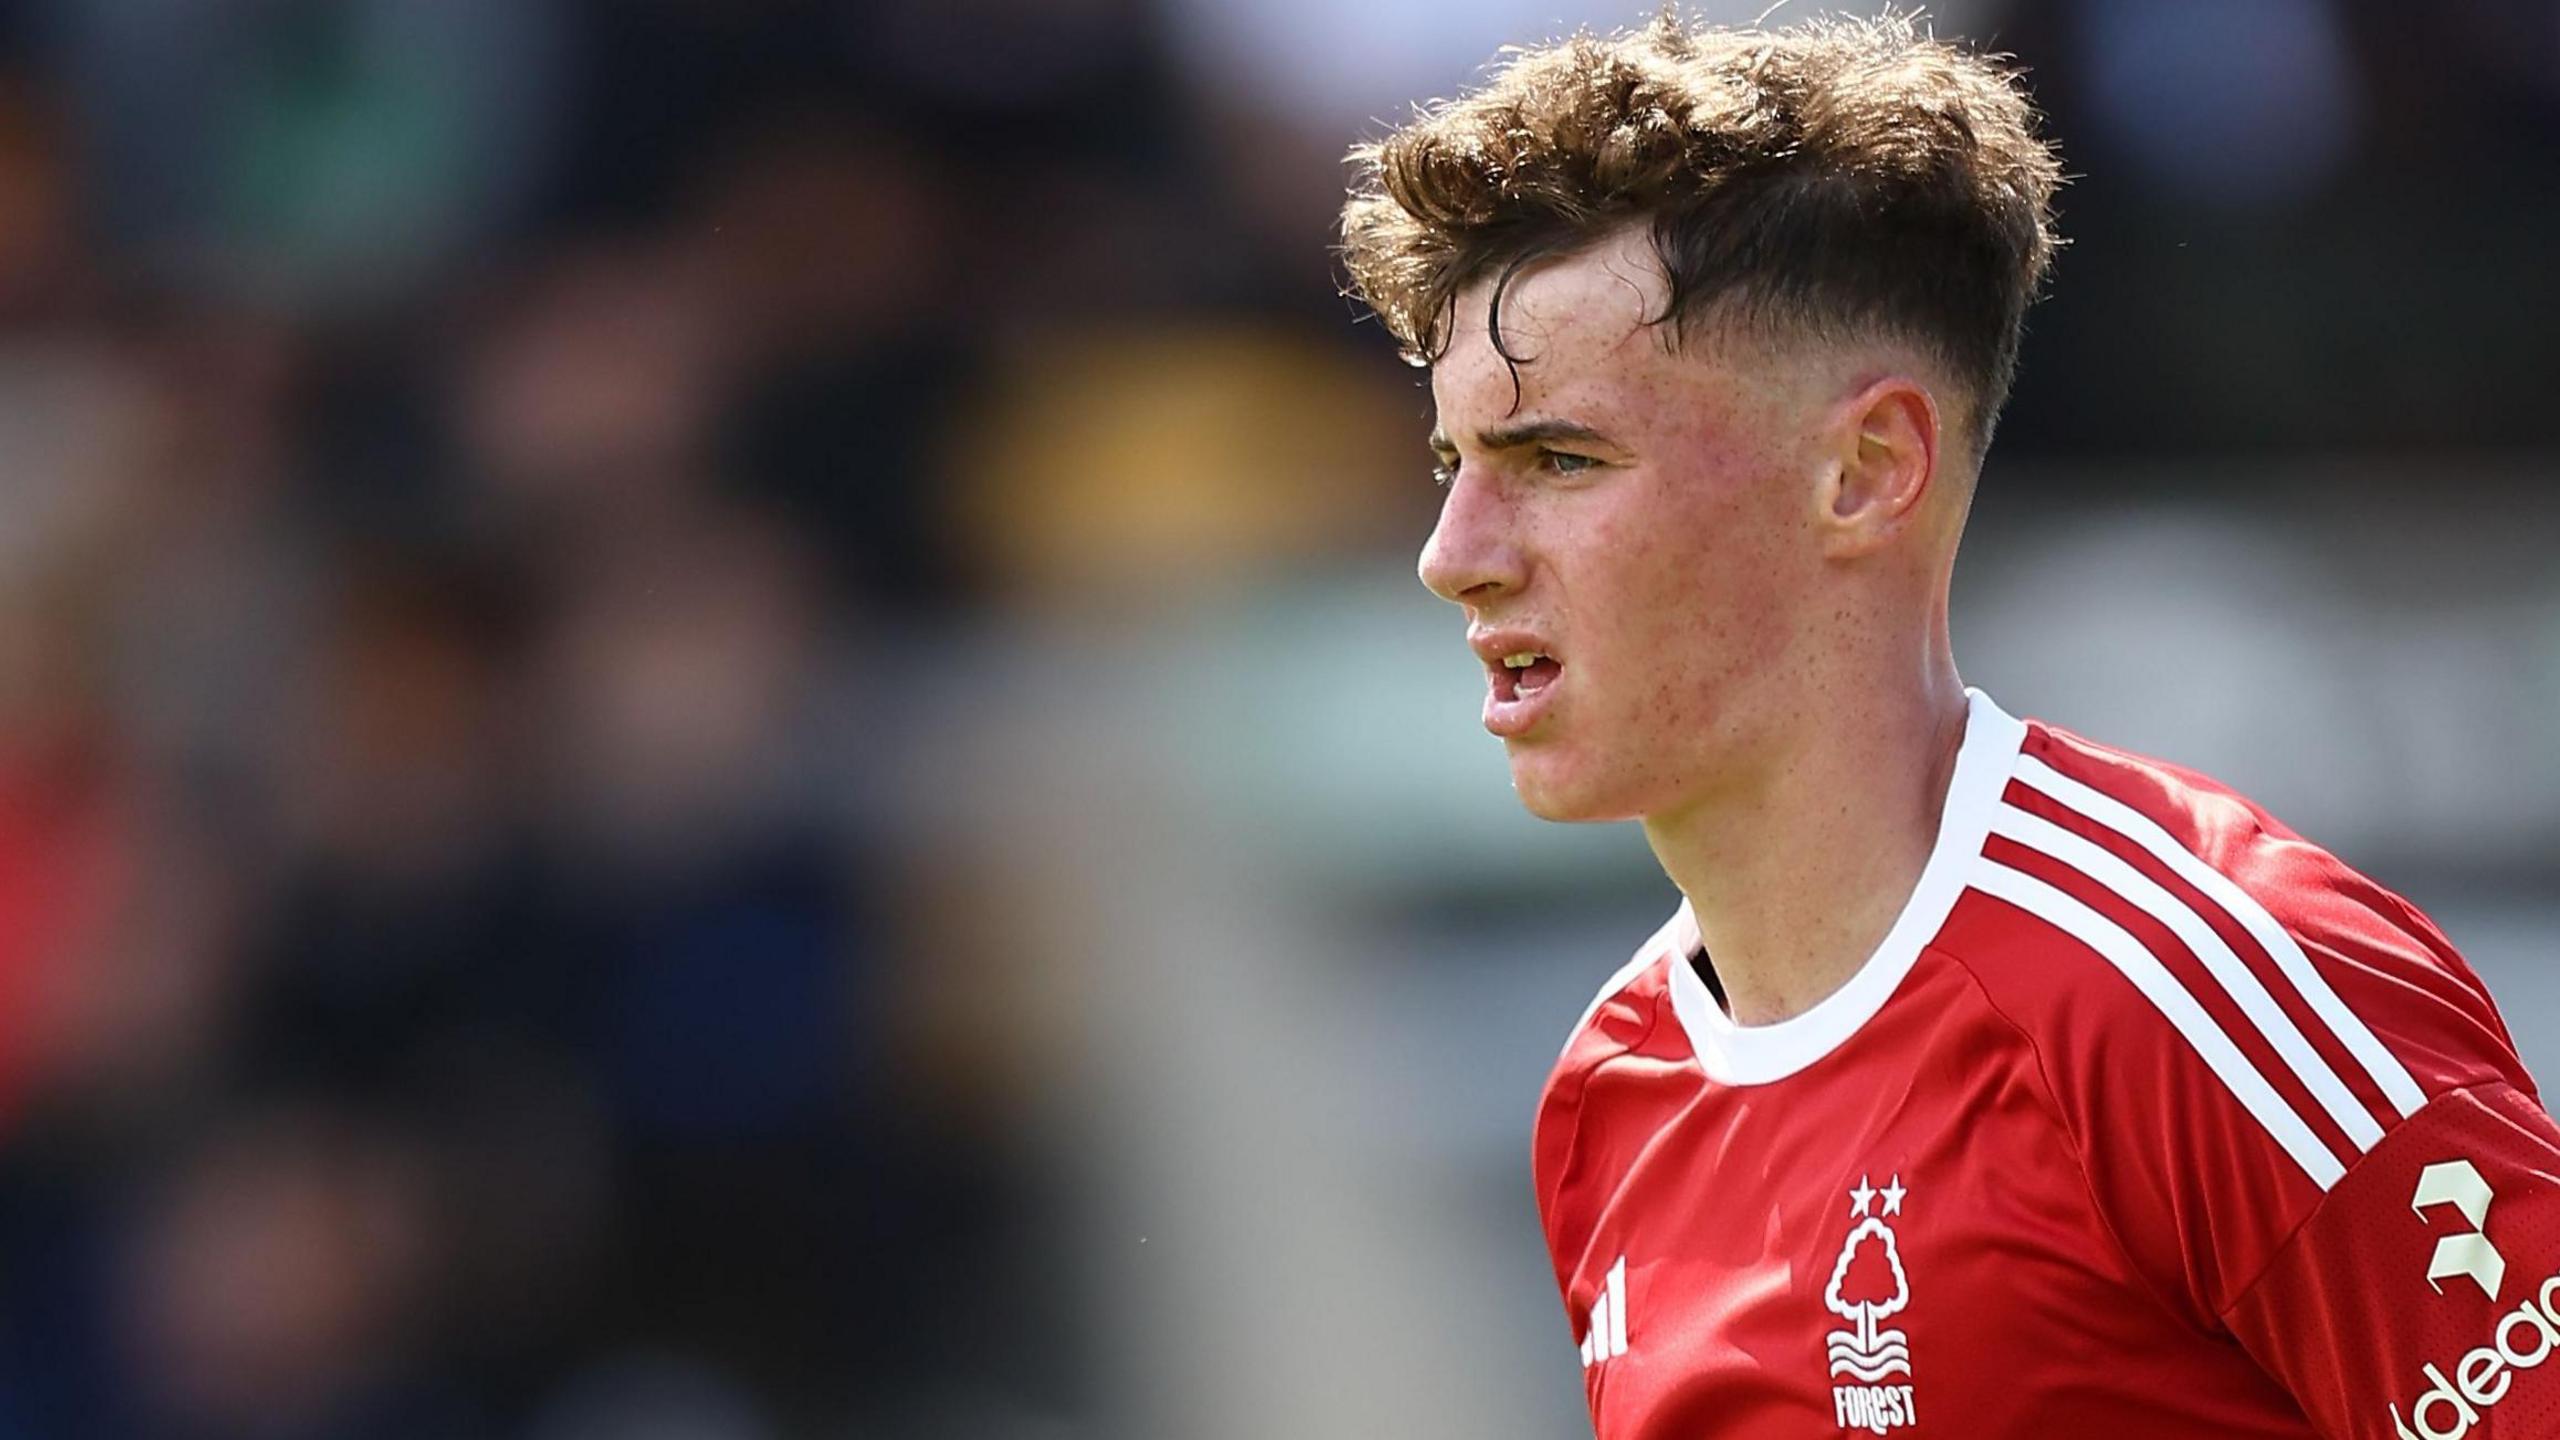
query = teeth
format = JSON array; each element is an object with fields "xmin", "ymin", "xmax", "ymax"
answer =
[{"xmin": 1501, "ymin": 651, "xmax": 1545, "ymax": 669}]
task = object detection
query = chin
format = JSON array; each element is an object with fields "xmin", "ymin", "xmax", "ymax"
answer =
[{"xmin": 1507, "ymin": 750, "xmax": 1636, "ymax": 824}]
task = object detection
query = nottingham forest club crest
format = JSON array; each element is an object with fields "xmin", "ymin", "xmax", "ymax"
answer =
[{"xmin": 1825, "ymin": 1173, "xmax": 1919, "ymax": 1435}]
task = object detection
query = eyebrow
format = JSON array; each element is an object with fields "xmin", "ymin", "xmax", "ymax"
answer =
[{"xmin": 1427, "ymin": 417, "xmax": 1618, "ymax": 455}]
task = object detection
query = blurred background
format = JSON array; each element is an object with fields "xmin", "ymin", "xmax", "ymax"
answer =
[{"xmin": 0, "ymin": 0, "xmax": 2546, "ymax": 1436}]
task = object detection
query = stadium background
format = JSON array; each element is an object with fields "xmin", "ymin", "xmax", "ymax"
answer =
[{"xmin": 0, "ymin": 1, "xmax": 2547, "ymax": 1436}]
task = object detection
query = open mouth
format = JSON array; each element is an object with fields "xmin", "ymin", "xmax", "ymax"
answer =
[{"xmin": 1494, "ymin": 650, "xmax": 1564, "ymax": 703}]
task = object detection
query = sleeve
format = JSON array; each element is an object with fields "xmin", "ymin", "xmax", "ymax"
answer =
[
  {"xmin": 1991, "ymin": 728, "xmax": 2554, "ymax": 1433},
  {"xmin": 2026, "ymin": 843, "xmax": 2535, "ymax": 1339},
  {"xmin": 2069, "ymin": 841, "xmax": 2559, "ymax": 1437},
  {"xmin": 2221, "ymin": 1081, "xmax": 2560, "ymax": 1439}
]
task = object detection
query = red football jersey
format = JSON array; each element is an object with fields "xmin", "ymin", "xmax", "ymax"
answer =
[{"xmin": 1536, "ymin": 690, "xmax": 2560, "ymax": 1439}]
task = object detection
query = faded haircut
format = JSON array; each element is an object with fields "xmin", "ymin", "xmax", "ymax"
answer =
[{"xmin": 1339, "ymin": 9, "xmax": 2064, "ymax": 455}]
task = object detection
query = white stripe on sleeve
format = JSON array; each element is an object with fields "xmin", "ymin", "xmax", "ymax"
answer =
[
  {"xmin": 1991, "ymin": 801, "xmax": 2386, "ymax": 1152},
  {"xmin": 1606, "ymin": 1256, "xmax": 1628, "ymax": 1357},
  {"xmin": 1972, "ymin": 857, "xmax": 2348, "ymax": 1190},
  {"xmin": 2013, "ymin": 755, "xmax": 2427, "ymax": 1120}
]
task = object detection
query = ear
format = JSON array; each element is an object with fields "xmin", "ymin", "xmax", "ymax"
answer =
[{"xmin": 1814, "ymin": 377, "xmax": 1939, "ymax": 559}]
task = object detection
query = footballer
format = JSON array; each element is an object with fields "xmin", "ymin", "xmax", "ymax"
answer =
[{"xmin": 1339, "ymin": 12, "xmax": 2560, "ymax": 1439}]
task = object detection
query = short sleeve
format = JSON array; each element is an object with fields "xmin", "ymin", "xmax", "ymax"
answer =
[
  {"xmin": 1978, "ymin": 741, "xmax": 2543, "ymax": 1338},
  {"xmin": 2221, "ymin": 1082, "xmax": 2560, "ymax": 1437},
  {"xmin": 1966, "ymin": 718, "xmax": 2554, "ymax": 1433}
]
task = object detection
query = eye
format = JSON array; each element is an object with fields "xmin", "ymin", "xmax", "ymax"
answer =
[
  {"xmin": 1430, "ymin": 457, "xmax": 1458, "ymax": 488},
  {"xmin": 1539, "ymin": 449, "xmax": 1601, "ymax": 477}
]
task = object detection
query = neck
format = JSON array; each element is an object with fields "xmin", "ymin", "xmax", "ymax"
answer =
[{"xmin": 1640, "ymin": 647, "xmax": 1969, "ymax": 1027}]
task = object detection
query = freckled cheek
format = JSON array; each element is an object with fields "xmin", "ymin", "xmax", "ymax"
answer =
[
  {"xmin": 1569, "ymin": 482, "xmax": 1772, "ymax": 706},
  {"xmin": 1606, "ymin": 549, "xmax": 1788, "ymax": 730}
]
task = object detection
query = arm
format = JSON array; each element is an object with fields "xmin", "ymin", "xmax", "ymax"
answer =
[{"xmin": 2221, "ymin": 1081, "xmax": 2560, "ymax": 1439}]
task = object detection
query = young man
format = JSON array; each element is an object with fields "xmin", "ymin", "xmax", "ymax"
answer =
[{"xmin": 1340, "ymin": 14, "xmax": 2560, "ymax": 1440}]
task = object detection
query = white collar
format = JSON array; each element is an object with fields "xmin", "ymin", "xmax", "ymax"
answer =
[{"xmin": 1662, "ymin": 687, "xmax": 2027, "ymax": 1086}]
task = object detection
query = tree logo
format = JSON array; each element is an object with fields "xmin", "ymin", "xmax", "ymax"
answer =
[{"xmin": 1824, "ymin": 1173, "xmax": 1914, "ymax": 1384}]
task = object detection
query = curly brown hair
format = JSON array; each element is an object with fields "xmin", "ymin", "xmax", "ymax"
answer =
[{"xmin": 1339, "ymin": 9, "xmax": 2063, "ymax": 452}]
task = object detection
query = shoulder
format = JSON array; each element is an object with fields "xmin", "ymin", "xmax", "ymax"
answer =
[
  {"xmin": 1945, "ymin": 715, "xmax": 2526, "ymax": 1120},
  {"xmin": 1540, "ymin": 910, "xmax": 1683, "ymax": 1150},
  {"xmin": 1934, "ymin": 706, "xmax": 2532, "ymax": 1312},
  {"xmin": 1925, "ymin": 707, "xmax": 2529, "ymax": 1301},
  {"xmin": 1533, "ymin": 911, "xmax": 1681, "ymax": 1240},
  {"xmin": 1557, "ymin": 907, "xmax": 1683, "ymax": 1063}
]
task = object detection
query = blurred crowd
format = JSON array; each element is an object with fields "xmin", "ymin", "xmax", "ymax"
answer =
[{"xmin": 0, "ymin": 2, "xmax": 2544, "ymax": 1438}]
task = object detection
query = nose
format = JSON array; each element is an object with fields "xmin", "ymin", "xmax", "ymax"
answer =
[{"xmin": 1417, "ymin": 469, "xmax": 1526, "ymax": 605}]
